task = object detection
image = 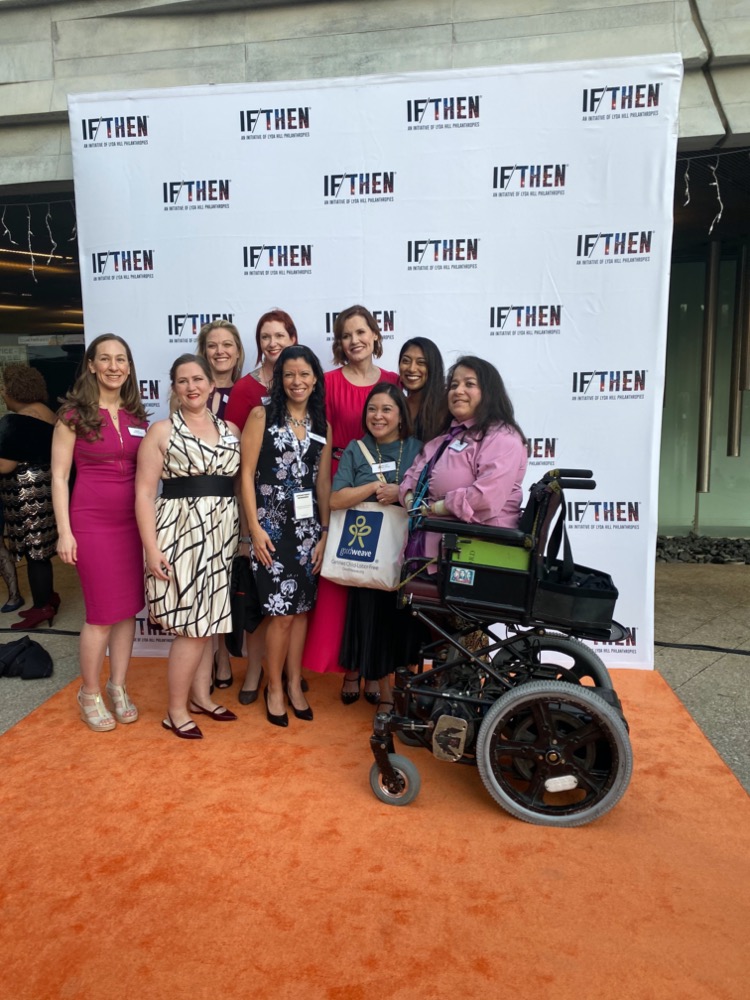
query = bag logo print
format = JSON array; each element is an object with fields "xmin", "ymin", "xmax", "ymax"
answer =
[
  {"xmin": 337, "ymin": 509, "xmax": 383, "ymax": 563},
  {"xmin": 347, "ymin": 515, "xmax": 372, "ymax": 549}
]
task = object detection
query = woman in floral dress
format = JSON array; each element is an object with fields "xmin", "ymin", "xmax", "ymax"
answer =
[{"xmin": 241, "ymin": 345, "xmax": 331, "ymax": 726}]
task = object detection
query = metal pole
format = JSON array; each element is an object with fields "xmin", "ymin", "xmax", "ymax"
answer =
[
  {"xmin": 697, "ymin": 241, "xmax": 720, "ymax": 494},
  {"xmin": 727, "ymin": 243, "xmax": 748, "ymax": 456},
  {"xmin": 739, "ymin": 240, "xmax": 750, "ymax": 391}
]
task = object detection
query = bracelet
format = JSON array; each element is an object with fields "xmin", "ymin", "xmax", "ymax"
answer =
[
  {"xmin": 239, "ymin": 535, "xmax": 252, "ymax": 543},
  {"xmin": 320, "ymin": 526, "xmax": 329, "ymax": 532}
]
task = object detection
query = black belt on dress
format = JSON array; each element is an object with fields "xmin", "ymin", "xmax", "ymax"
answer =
[{"xmin": 161, "ymin": 475, "xmax": 235, "ymax": 499}]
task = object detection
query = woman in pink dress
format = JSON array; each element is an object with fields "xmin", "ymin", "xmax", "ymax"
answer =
[
  {"xmin": 301, "ymin": 305, "xmax": 399, "ymax": 702},
  {"xmin": 52, "ymin": 335, "xmax": 148, "ymax": 732}
]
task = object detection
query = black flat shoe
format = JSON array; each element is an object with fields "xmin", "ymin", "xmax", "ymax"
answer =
[
  {"xmin": 238, "ymin": 667, "xmax": 264, "ymax": 705},
  {"xmin": 213, "ymin": 652, "xmax": 233, "ymax": 690},
  {"xmin": 264, "ymin": 687, "xmax": 288, "ymax": 728},
  {"xmin": 340, "ymin": 672, "xmax": 360, "ymax": 705}
]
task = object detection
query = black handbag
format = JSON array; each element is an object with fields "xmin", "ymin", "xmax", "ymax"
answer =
[
  {"xmin": 226, "ymin": 555, "xmax": 263, "ymax": 657},
  {"xmin": 532, "ymin": 505, "xmax": 618, "ymax": 632}
]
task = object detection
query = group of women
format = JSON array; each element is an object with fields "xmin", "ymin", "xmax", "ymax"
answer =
[{"xmin": 1, "ymin": 305, "xmax": 528, "ymax": 741}]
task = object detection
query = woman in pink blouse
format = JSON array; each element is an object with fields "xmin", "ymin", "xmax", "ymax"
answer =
[{"xmin": 400, "ymin": 356, "xmax": 528, "ymax": 564}]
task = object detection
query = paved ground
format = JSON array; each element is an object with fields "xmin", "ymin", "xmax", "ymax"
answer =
[{"xmin": 1, "ymin": 559, "xmax": 748, "ymax": 793}]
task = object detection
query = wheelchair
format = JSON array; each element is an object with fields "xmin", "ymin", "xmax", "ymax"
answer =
[{"xmin": 368, "ymin": 469, "xmax": 633, "ymax": 827}]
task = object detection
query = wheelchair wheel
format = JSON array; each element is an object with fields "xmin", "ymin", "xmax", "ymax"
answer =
[
  {"xmin": 476, "ymin": 680, "xmax": 632, "ymax": 827},
  {"xmin": 396, "ymin": 729, "xmax": 424, "ymax": 748},
  {"xmin": 369, "ymin": 753, "xmax": 421, "ymax": 806},
  {"xmin": 493, "ymin": 634, "xmax": 612, "ymax": 689}
]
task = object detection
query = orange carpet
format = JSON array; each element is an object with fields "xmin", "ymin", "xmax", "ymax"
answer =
[{"xmin": 1, "ymin": 665, "xmax": 748, "ymax": 1000}]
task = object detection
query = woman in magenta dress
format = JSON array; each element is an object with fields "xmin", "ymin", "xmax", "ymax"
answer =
[
  {"xmin": 301, "ymin": 305, "xmax": 399, "ymax": 702},
  {"xmin": 52, "ymin": 335, "xmax": 148, "ymax": 733}
]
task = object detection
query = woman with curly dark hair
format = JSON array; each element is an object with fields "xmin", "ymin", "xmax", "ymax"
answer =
[
  {"xmin": 0, "ymin": 364, "xmax": 58, "ymax": 628},
  {"xmin": 241, "ymin": 345, "xmax": 331, "ymax": 726},
  {"xmin": 51, "ymin": 335, "xmax": 148, "ymax": 732}
]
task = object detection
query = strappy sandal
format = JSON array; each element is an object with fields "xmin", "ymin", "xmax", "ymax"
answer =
[
  {"xmin": 106, "ymin": 680, "xmax": 139, "ymax": 724},
  {"xmin": 363, "ymin": 681, "xmax": 381, "ymax": 706},
  {"xmin": 340, "ymin": 672, "xmax": 360, "ymax": 705},
  {"xmin": 77, "ymin": 687, "xmax": 116, "ymax": 733}
]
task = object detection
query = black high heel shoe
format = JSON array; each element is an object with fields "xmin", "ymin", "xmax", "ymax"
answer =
[
  {"xmin": 285, "ymin": 684, "xmax": 313, "ymax": 722},
  {"xmin": 212, "ymin": 652, "xmax": 233, "ymax": 690},
  {"xmin": 238, "ymin": 667, "xmax": 264, "ymax": 705},
  {"xmin": 264, "ymin": 687, "xmax": 288, "ymax": 728}
]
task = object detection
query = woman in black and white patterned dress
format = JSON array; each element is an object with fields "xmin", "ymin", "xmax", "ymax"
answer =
[{"xmin": 136, "ymin": 354, "xmax": 241, "ymax": 740}]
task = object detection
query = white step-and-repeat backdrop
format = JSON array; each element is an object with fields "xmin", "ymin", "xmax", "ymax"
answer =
[{"xmin": 68, "ymin": 54, "xmax": 683, "ymax": 665}]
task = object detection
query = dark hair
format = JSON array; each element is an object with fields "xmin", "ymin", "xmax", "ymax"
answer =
[
  {"xmin": 197, "ymin": 320, "xmax": 245, "ymax": 383},
  {"xmin": 398, "ymin": 337, "xmax": 446, "ymax": 441},
  {"xmin": 331, "ymin": 305, "xmax": 383, "ymax": 366},
  {"xmin": 254, "ymin": 309, "xmax": 298, "ymax": 365},
  {"xmin": 57, "ymin": 334, "xmax": 146, "ymax": 439},
  {"xmin": 266, "ymin": 345, "xmax": 326, "ymax": 438},
  {"xmin": 170, "ymin": 353, "xmax": 213, "ymax": 384},
  {"xmin": 361, "ymin": 382, "xmax": 412, "ymax": 440},
  {"xmin": 2, "ymin": 364, "xmax": 49, "ymax": 405},
  {"xmin": 444, "ymin": 356, "xmax": 524, "ymax": 442}
]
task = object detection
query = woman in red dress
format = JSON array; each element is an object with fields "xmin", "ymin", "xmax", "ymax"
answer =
[{"xmin": 301, "ymin": 305, "xmax": 399, "ymax": 703}]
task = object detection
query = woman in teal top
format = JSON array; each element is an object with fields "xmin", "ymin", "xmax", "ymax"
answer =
[{"xmin": 330, "ymin": 382, "xmax": 422, "ymax": 710}]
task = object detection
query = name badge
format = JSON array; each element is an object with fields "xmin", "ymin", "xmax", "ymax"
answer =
[
  {"xmin": 261, "ymin": 396, "xmax": 271, "ymax": 406},
  {"xmin": 293, "ymin": 490, "xmax": 314, "ymax": 521},
  {"xmin": 309, "ymin": 432, "xmax": 327, "ymax": 445},
  {"xmin": 371, "ymin": 461, "xmax": 396, "ymax": 473},
  {"xmin": 128, "ymin": 426, "xmax": 146, "ymax": 438},
  {"xmin": 220, "ymin": 434, "xmax": 238, "ymax": 446},
  {"xmin": 449, "ymin": 439, "xmax": 469, "ymax": 452}
]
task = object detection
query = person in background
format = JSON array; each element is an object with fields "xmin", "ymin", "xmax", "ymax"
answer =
[
  {"xmin": 398, "ymin": 337, "xmax": 446, "ymax": 443},
  {"xmin": 224, "ymin": 309, "xmax": 298, "ymax": 431},
  {"xmin": 241, "ymin": 345, "xmax": 331, "ymax": 726},
  {"xmin": 0, "ymin": 519, "xmax": 22, "ymax": 613},
  {"xmin": 330, "ymin": 383, "xmax": 421, "ymax": 712},
  {"xmin": 399, "ymin": 355, "xmax": 528, "ymax": 569},
  {"xmin": 136, "ymin": 354, "xmax": 241, "ymax": 740},
  {"xmin": 0, "ymin": 364, "xmax": 58, "ymax": 630},
  {"xmin": 196, "ymin": 319, "xmax": 245, "ymax": 690},
  {"xmin": 196, "ymin": 319, "xmax": 244, "ymax": 420},
  {"xmin": 52, "ymin": 335, "xmax": 148, "ymax": 732},
  {"xmin": 301, "ymin": 305, "xmax": 399, "ymax": 704}
]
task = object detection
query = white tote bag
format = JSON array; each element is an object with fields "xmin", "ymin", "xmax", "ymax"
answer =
[
  {"xmin": 321, "ymin": 502, "xmax": 408, "ymax": 590},
  {"xmin": 321, "ymin": 440, "xmax": 408, "ymax": 590}
]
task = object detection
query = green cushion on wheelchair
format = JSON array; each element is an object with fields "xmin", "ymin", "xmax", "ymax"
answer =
[{"xmin": 451, "ymin": 536, "xmax": 531, "ymax": 571}]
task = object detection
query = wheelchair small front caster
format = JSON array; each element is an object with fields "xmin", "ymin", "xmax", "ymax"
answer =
[{"xmin": 369, "ymin": 753, "xmax": 421, "ymax": 806}]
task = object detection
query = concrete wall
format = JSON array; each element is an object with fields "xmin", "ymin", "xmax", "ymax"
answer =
[{"xmin": 1, "ymin": 0, "xmax": 748, "ymax": 191}]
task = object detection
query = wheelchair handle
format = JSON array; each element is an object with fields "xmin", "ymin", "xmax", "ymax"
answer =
[
  {"xmin": 548, "ymin": 468, "xmax": 593, "ymax": 479},
  {"xmin": 557, "ymin": 478, "xmax": 597, "ymax": 490}
]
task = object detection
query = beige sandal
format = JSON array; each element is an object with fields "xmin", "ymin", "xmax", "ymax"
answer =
[
  {"xmin": 77, "ymin": 687, "xmax": 116, "ymax": 732},
  {"xmin": 106, "ymin": 680, "xmax": 139, "ymax": 724}
]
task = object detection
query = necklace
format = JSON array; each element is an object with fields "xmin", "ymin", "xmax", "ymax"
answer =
[
  {"xmin": 374, "ymin": 439, "xmax": 404, "ymax": 482},
  {"xmin": 286, "ymin": 411, "xmax": 309, "ymax": 428}
]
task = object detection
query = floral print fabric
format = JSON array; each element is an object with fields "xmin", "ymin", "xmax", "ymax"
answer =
[{"xmin": 252, "ymin": 421, "xmax": 324, "ymax": 617}]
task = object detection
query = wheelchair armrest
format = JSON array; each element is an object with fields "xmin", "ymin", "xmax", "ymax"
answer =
[{"xmin": 419, "ymin": 517, "xmax": 530, "ymax": 548}]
